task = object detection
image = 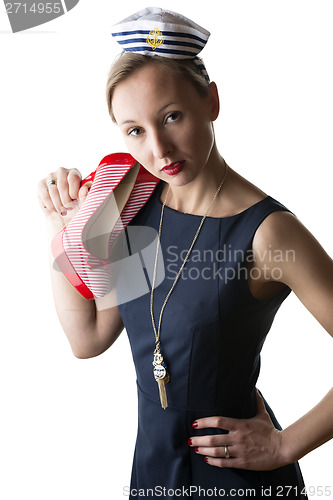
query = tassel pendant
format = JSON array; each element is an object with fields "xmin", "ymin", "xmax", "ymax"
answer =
[
  {"xmin": 152, "ymin": 351, "xmax": 170, "ymax": 409},
  {"xmin": 157, "ymin": 378, "xmax": 168, "ymax": 410}
]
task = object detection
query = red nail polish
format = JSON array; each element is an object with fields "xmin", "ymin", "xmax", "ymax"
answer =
[
  {"xmin": 187, "ymin": 438, "xmax": 192, "ymax": 446},
  {"xmin": 194, "ymin": 447, "xmax": 199, "ymax": 452},
  {"xmin": 204, "ymin": 457, "xmax": 208, "ymax": 463},
  {"xmin": 192, "ymin": 421, "xmax": 198, "ymax": 428}
]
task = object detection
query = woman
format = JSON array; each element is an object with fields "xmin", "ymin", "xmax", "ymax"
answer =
[{"xmin": 37, "ymin": 7, "xmax": 333, "ymax": 499}]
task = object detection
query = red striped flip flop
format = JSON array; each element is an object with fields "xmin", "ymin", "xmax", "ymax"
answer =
[{"xmin": 51, "ymin": 153, "xmax": 159, "ymax": 299}]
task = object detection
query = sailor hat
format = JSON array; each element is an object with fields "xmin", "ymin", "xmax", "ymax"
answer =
[{"xmin": 111, "ymin": 7, "xmax": 210, "ymax": 81}]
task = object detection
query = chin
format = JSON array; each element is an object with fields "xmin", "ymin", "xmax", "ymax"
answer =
[{"xmin": 162, "ymin": 173, "xmax": 193, "ymax": 186}]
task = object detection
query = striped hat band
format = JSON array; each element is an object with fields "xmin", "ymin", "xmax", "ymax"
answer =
[{"xmin": 111, "ymin": 7, "xmax": 210, "ymax": 81}]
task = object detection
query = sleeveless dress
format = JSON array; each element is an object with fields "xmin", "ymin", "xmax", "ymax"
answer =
[{"xmin": 117, "ymin": 182, "xmax": 308, "ymax": 499}]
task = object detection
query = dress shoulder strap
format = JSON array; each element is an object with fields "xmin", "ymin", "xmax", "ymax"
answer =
[{"xmin": 223, "ymin": 195, "xmax": 293, "ymax": 251}]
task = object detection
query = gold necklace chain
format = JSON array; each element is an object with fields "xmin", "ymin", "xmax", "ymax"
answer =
[{"xmin": 150, "ymin": 162, "xmax": 228, "ymax": 409}]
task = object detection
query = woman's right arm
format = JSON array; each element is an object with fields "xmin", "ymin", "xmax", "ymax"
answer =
[{"xmin": 37, "ymin": 167, "xmax": 124, "ymax": 359}]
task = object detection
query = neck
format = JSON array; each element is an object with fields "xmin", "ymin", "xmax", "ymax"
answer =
[{"xmin": 164, "ymin": 146, "xmax": 227, "ymax": 215}]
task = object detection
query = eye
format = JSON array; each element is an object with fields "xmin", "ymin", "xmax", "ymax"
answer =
[
  {"xmin": 165, "ymin": 111, "xmax": 181, "ymax": 125},
  {"xmin": 128, "ymin": 127, "xmax": 144, "ymax": 137}
]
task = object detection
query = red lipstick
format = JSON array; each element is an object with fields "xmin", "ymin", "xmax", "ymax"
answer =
[{"xmin": 161, "ymin": 161, "xmax": 185, "ymax": 176}]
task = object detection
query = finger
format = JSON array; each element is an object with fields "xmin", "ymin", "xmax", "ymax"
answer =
[
  {"xmin": 55, "ymin": 167, "xmax": 75, "ymax": 208},
  {"xmin": 204, "ymin": 456, "xmax": 244, "ymax": 469},
  {"xmin": 192, "ymin": 415, "xmax": 238, "ymax": 431},
  {"xmin": 67, "ymin": 168, "xmax": 82, "ymax": 200},
  {"xmin": 46, "ymin": 178, "xmax": 68, "ymax": 215},
  {"xmin": 38, "ymin": 197, "xmax": 53, "ymax": 212},
  {"xmin": 193, "ymin": 444, "xmax": 236, "ymax": 458},
  {"xmin": 188, "ymin": 434, "xmax": 232, "ymax": 449},
  {"xmin": 37, "ymin": 181, "xmax": 56, "ymax": 212},
  {"xmin": 78, "ymin": 184, "xmax": 89, "ymax": 201}
]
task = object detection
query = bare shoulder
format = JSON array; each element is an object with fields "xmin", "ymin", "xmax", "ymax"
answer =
[
  {"xmin": 253, "ymin": 207, "xmax": 332, "ymax": 281},
  {"xmin": 219, "ymin": 167, "xmax": 267, "ymax": 218},
  {"xmin": 254, "ymin": 209, "xmax": 311, "ymax": 251},
  {"xmin": 252, "ymin": 200, "xmax": 333, "ymax": 335},
  {"xmin": 223, "ymin": 165, "xmax": 307, "ymax": 243}
]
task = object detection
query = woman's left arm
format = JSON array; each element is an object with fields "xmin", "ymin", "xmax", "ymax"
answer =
[{"xmin": 188, "ymin": 211, "xmax": 333, "ymax": 470}]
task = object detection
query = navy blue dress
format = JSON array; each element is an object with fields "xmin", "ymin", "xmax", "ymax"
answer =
[{"xmin": 117, "ymin": 182, "xmax": 307, "ymax": 499}]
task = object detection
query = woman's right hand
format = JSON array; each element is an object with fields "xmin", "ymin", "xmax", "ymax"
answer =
[
  {"xmin": 38, "ymin": 167, "xmax": 125, "ymax": 358},
  {"xmin": 37, "ymin": 167, "xmax": 89, "ymax": 221}
]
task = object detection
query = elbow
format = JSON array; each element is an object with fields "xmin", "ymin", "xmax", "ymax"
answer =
[
  {"xmin": 65, "ymin": 328, "xmax": 103, "ymax": 359},
  {"xmin": 72, "ymin": 349, "xmax": 94, "ymax": 359},
  {"xmin": 70, "ymin": 343, "xmax": 104, "ymax": 359}
]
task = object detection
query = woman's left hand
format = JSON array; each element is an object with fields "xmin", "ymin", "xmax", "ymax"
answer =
[{"xmin": 188, "ymin": 390, "xmax": 288, "ymax": 471}]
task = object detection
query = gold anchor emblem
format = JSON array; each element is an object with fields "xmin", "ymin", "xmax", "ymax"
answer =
[{"xmin": 147, "ymin": 27, "xmax": 164, "ymax": 50}]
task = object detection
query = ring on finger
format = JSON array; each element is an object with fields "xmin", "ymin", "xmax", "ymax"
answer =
[
  {"xmin": 46, "ymin": 179, "xmax": 57, "ymax": 189},
  {"xmin": 224, "ymin": 445, "xmax": 231, "ymax": 459}
]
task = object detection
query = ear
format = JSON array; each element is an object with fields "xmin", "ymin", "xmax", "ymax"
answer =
[{"xmin": 208, "ymin": 82, "xmax": 220, "ymax": 121}]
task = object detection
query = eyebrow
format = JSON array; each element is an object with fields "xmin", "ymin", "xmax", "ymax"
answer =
[
  {"xmin": 119, "ymin": 102, "xmax": 176, "ymax": 127},
  {"xmin": 120, "ymin": 119, "xmax": 136, "ymax": 126},
  {"xmin": 158, "ymin": 102, "xmax": 176, "ymax": 113}
]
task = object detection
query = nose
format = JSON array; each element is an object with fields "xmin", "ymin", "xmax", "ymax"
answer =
[{"xmin": 151, "ymin": 129, "xmax": 172, "ymax": 160}]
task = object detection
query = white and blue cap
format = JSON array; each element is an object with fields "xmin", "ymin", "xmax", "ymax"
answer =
[{"xmin": 111, "ymin": 7, "xmax": 211, "ymax": 81}]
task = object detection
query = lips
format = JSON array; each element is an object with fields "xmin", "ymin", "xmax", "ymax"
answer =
[{"xmin": 161, "ymin": 161, "xmax": 185, "ymax": 176}]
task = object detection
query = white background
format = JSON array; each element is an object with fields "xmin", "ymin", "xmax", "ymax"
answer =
[{"xmin": 0, "ymin": 1, "xmax": 332, "ymax": 498}]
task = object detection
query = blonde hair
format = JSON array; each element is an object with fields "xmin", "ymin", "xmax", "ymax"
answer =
[{"xmin": 106, "ymin": 52, "xmax": 210, "ymax": 122}]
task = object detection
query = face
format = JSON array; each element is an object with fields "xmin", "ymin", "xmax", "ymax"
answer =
[{"xmin": 112, "ymin": 63, "xmax": 219, "ymax": 187}]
